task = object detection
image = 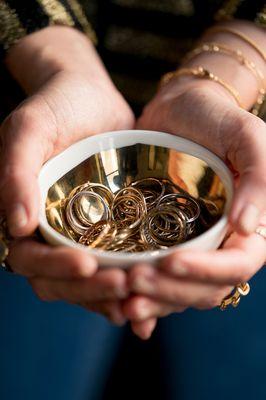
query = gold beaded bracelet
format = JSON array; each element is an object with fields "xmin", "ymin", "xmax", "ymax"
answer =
[
  {"xmin": 206, "ymin": 26, "xmax": 266, "ymax": 62},
  {"xmin": 182, "ymin": 42, "xmax": 265, "ymax": 115},
  {"xmin": 160, "ymin": 66, "xmax": 243, "ymax": 108},
  {"xmin": 184, "ymin": 42, "xmax": 265, "ymax": 85}
]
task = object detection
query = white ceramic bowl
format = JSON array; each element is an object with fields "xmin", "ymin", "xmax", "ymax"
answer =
[{"xmin": 38, "ymin": 130, "xmax": 233, "ymax": 268}]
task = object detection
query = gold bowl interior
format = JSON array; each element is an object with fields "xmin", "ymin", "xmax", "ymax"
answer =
[{"xmin": 46, "ymin": 143, "xmax": 227, "ymax": 243}]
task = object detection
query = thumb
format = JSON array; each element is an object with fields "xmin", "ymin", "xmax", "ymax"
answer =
[
  {"xmin": 0, "ymin": 97, "xmax": 57, "ymax": 237},
  {"xmin": 138, "ymin": 87, "xmax": 266, "ymax": 235},
  {"xmin": 225, "ymin": 110, "xmax": 266, "ymax": 235}
]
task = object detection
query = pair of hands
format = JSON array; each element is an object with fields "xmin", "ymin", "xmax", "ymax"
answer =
[{"xmin": 1, "ymin": 27, "xmax": 265, "ymax": 340}]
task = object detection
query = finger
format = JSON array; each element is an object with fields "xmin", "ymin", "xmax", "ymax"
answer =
[
  {"xmin": 0, "ymin": 97, "xmax": 57, "ymax": 237},
  {"xmin": 8, "ymin": 239, "xmax": 97, "ymax": 278},
  {"xmin": 131, "ymin": 318, "xmax": 157, "ymax": 340},
  {"xmin": 80, "ymin": 300, "xmax": 127, "ymax": 326},
  {"xmin": 128, "ymin": 264, "xmax": 231, "ymax": 309},
  {"xmin": 123, "ymin": 294, "xmax": 184, "ymax": 321},
  {"xmin": 225, "ymin": 111, "xmax": 266, "ymax": 234},
  {"xmin": 29, "ymin": 269, "xmax": 129, "ymax": 303},
  {"xmin": 162, "ymin": 231, "xmax": 266, "ymax": 285}
]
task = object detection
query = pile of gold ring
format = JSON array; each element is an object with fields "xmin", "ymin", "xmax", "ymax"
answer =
[{"xmin": 61, "ymin": 178, "xmax": 220, "ymax": 253}]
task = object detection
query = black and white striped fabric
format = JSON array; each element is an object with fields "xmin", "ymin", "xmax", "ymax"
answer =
[{"xmin": 0, "ymin": 0, "xmax": 265, "ymax": 112}]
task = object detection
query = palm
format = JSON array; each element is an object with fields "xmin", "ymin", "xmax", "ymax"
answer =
[
  {"xmin": 137, "ymin": 83, "xmax": 266, "ymax": 235},
  {"xmin": 129, "ymin": 82, "xmax": 266, "ymax": 339},
  {"xmin": 32, "ymin": 71, "xmax": 134, "ymax": 157}
]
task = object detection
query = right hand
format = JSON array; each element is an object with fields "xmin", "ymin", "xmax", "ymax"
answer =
[{"xmin": 0, "ymin": 26, "xmax": 134, "ymax": 325}]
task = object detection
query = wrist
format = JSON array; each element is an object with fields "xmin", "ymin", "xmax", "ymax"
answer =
[
  {"xmin": 5, "ymin": 26, "xmax": 113, "ymax": 94},
  {"xmin": 158, "ymin": 76, "xmax": 238, "ymax": 108},
  {"xmin": 159, "ymin": 20, "xmax": 266, "ymax": 112},
  {"xmin": 186, "ymin": 20, "xmax": 266, "ymax": 111}
]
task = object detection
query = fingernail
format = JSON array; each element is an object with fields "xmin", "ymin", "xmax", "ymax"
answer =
[
  {"xmin": 239, "ymin": 204, "xmax": 260, "ymax": 234},
  {"xmin": 8, "ymin": 203, "xmax": 28, "ymax": 236},
  {"xmin": 131, "ymin": 276, "xmax": 155, "ymax": 294},
  {"xmin": 169, "ymin": 260, "xmax": 188, "ymax": 276}
]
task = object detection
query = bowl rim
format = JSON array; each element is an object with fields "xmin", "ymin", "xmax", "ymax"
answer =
[{"xmin": 38, "ymin": 130, "xmax": 234, "ymax": 261}]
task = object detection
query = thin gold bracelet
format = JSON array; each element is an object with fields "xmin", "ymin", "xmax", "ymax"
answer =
[
  {"xmin": 182, "ymin": 42, "xmax": 265, "ymax": 115},
  {"xmin": 183, "ymin": 42, "xmax": 265, "ymax": 86},
  {"xmin": 160, "ymin": 66, "xmax": 243, "ymax": 108},
  {"xmin": 206, "ymin": 26, "xmax": 266, "ymax": 62}
]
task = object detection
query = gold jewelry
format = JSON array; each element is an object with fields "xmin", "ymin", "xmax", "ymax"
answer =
[
  {"xmin": 255, "ymin": 226, "xmax": 266, "ymax": 240},
  {"xmin": 183, "ymin": 42, "xmax": 266, "ymax": 115},
  {"xmin": 0, "ymin": 216, "xmax": 13, "ymax": 273},
  {"xmin": 55, "ymin": 177, "xmax": 221, "ymax": 253},
  {"xmin": 184, "ymin": 42, "xmax": 265, "ymax": 86},
  {"xmin": 220, "ymin": 282, "xmax": 250, "ymax": 310},
  {"xmin": 206, "ymin": 27, "xmax": 266, "ymax": 62},
  {"xmin": 160, "ymin": 66, "xmax": 243, "ymax": 108}
]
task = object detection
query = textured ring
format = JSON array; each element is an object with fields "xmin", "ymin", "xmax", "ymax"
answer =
[{"xmin": 220, "ymin": 283, "xmax": 250, "ymax": 311}]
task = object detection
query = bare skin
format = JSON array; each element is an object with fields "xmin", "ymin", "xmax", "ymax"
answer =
[
  {"xmin": 124, "ymin": 20, "xmax": 266, "ymax": 339},
  {"xmin": 1, "ymin": 21, "xmax": 265, "ymax": 339}
]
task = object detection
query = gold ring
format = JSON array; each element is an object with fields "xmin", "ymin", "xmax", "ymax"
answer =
[
  {"xmin": 56, "ymin": 178, "xmax": 220, "ymax": 252},
  {"xmin": 220, "ymin": 282, "xmax": 250, "ymax": 311}
]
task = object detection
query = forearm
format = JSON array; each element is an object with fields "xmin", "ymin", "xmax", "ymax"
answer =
[{"xmin": 5, "ymin": 26, "xmax": 113, "ymax": 94}]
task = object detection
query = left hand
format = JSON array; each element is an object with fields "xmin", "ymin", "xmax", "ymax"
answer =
[
  {"xmin": 124, "ymin": 229, "xmax": 265, "ymax": 339},
  {"xmin": 122, "ymin": 79, "xmax": 266, "ymax": 340}
]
